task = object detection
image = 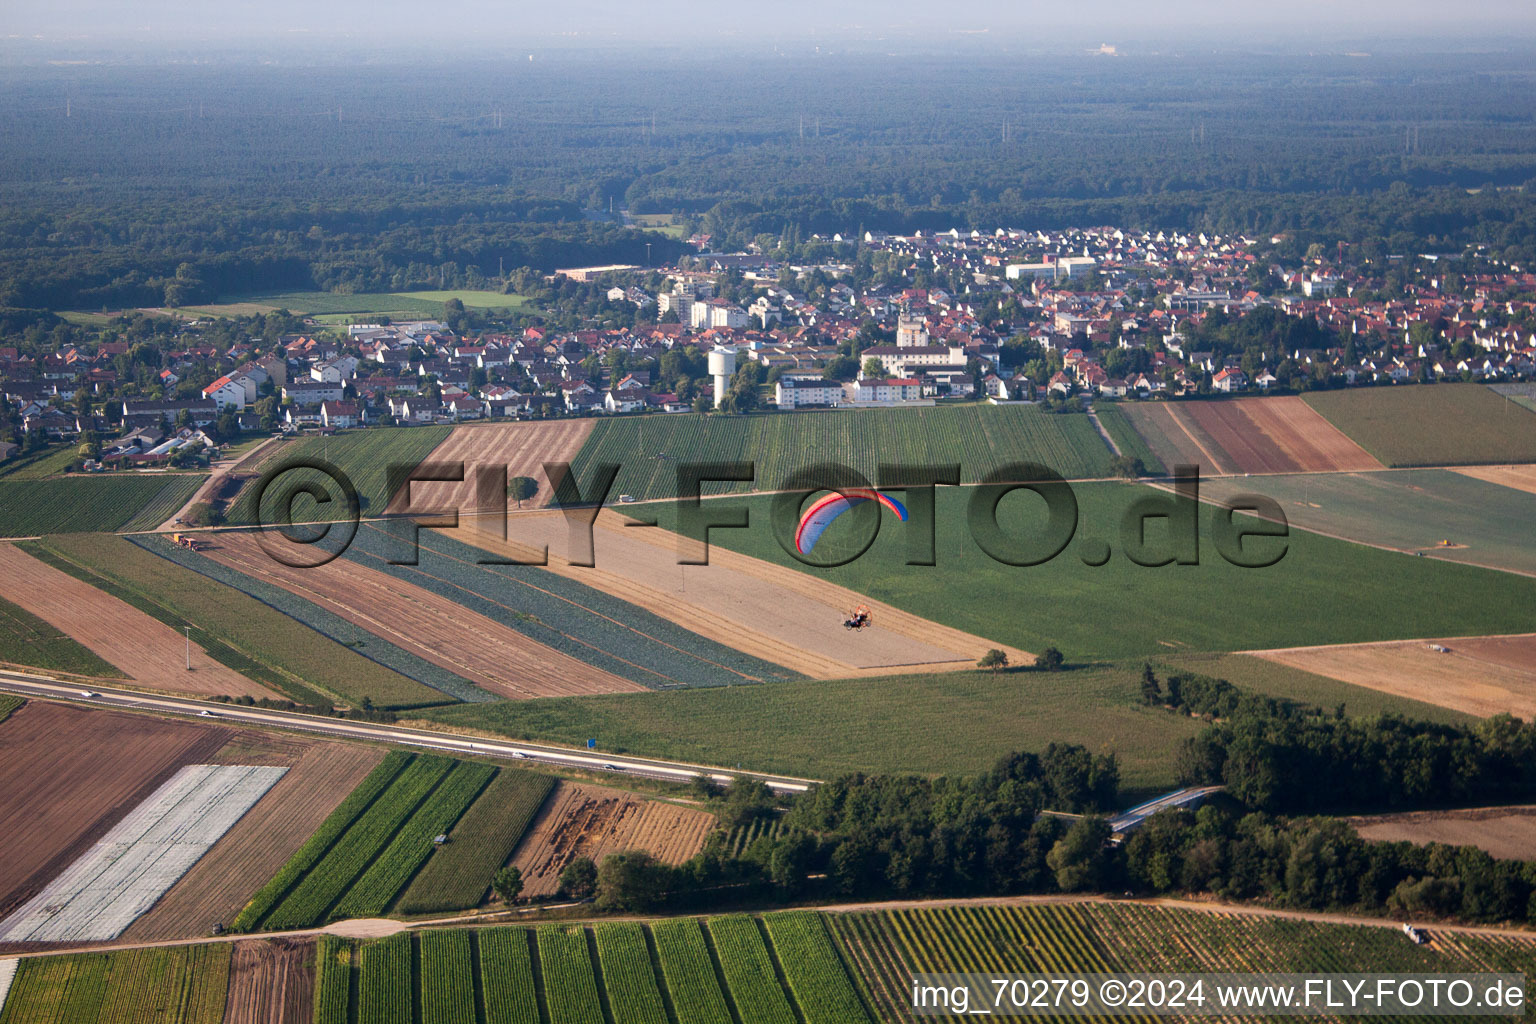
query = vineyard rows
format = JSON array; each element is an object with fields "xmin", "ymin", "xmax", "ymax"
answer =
[
  {"xmin": 569, "ymin": 405, "xmax": 1115, "ymax": 502},
  {"xmin": 310, "ymin": 916, "xmax": 870, "ymax": 1024},
  {"xmin": 0, "ymin": 945, "xmax": 229, "ymax": 1024},
  {"xmin": 723, "ymin": 814, "xmax": 791, "ymax": 857},
  {"xmin": 398, "ymin": 769, "xmax": 556, "ymax": 914},
  {"xmin": 829, "ymin": 902, "xmax": 1536, "ymax": 1023}
]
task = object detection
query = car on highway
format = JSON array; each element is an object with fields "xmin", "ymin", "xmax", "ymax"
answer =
[
  {"xmin": 602, "ymin": 763, "xmax": 624, "ymax": 771},
  {"xmin": 512, "ymin": 750, "xmax": 530, "ymax": 759},
  {"xmin": 79, "ymin": 690, "xmax": 99, "ymax": 698},
  {"xmin": 198, "ymin": 710, "xmax": 217, "ymax": 717}
]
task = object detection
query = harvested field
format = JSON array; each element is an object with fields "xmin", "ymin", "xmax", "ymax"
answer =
[
  {"xmin": 223, "ymin": 938, "xmax": 315, "ymax": 1024},
  {"xmin": 509, "ymin": 782, "xmax": 716, "ymax": 897},
  {"xmin": 0, "ymin": 543, "xmax": 275, "ymax": 699},
  {"xmin": 1251, "ymin": 633, "xmax": 1536, "ymax": 720},
  {"xmin": 200, "ymin": 530, "xmax": 638, "ymax": 699},
  {"xmin": 1452, "ymin": 464, "xmax": 1536, "ymax": 496},
  {"xmin": 1183, "ymin": 397, "xmax": 1382, "ymax": 474},
  {"xmin": 1349, "ymin": 806, "xmax": 1536, "ymax": 860},
  {"xmin": 123, "ymin": 739, "xmax": 385, "ymax": 942},
  {"xmin": 1116, "ymin": 402, "xmax": 1232, "ymax": 476},
  {"xmin": 0, "ymin": 764, "xmax": 286, "ymax": 942},
  {"xmin": 387, "ymin": 419, "xmax": 593, "ymax": 515},
  {"xmin": 0, "ymin": 702, "xmax": 229, "ymax": 924},
  {"xmin": 456, "ymin": 509, "xmax": 1015, "ymax": 678}
]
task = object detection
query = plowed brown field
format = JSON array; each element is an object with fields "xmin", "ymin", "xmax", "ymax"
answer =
[
  {"xmin": 223, "ymin": 938, "xmax": 315, "ymax": 1024},
  {"xmin": 509, "ymin": 782, "xmax": 716, "ymax": 897},
  {"xmin": 1350, "ymin": 806, "xmax": 1536, "ymax": 861},
  {"xmin": 0, "ymin": 701, "xmax": 230, "ymax": 922},
  {"xmin": 122, "ymin": 738, "xmax": 385, "ymax": 941},
  {"xmin": 1251, "ymin": 633, "xmax": 1536, "ymax": 720},
  {"xmin": 1184, "ymin": 397, "xmax": 1382, "ymax": 474},
  {"xmin": 387, "ymin": 419, "xmax": 593, "ymax": 516},
  {"xmin": 0, "ymin": 543, "xmax": 275, "ymax": 699},
  {"xmin": 196, "ymin": 532, "xmax": 639, "ymax": 699},
  {"xmin": 455, "ymin": 509, "xmax": 1022, "ymax": 679}
]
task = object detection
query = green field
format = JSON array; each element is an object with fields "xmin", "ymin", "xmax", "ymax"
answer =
[
  {"xmin": 421, "ymin": 657, "xmax": 1463, "ymax": 792},
  {"xmin": 224, "ymin": 425, "xmax": 452, "ymax": 524},
  {"xmin": 1091, "ymin": 401, "xmax": 1168, "ymax": 475},
  {"xmin": 637, "ymin": 481, "xmax": 1536, "ymax": 661},
  {"xmin": 0, "ymin": 592, "xmax": 122, "ymax": 677},
  {"xmin": 0, "ymin": 443, "xmax": 83, "ymax": 480},
  {"xmin": 1304, "ymin": 384, "xmax": 1536, "ymax": 466},
  {"xmin": 317, "ymin": 915, "xmax": 865, "ymax": 1024},
  {"xmin": 26, "ymin": 533, "xmax": 442, "ymax": 708},
  {"xmin": 567, "ymin": 404, "xmax": 1115, "ymax": 502},
  {"xmin": 832, "ymin": 902, "xmax": 1536, "ymax": 1022},
  {"xmin": 0, "ymin": 693, "xmax": 24, "ymax": 725},
  {"xmin": 185, "ymin": 288, "xmax": 532, "ymax": 319},
  {"xmin": 398, "ymin": 768, "xmax": 556, "ymax": 914},
  {"xmin": 0, "ymin": 944, "xmax": 230, "ymax": 1024},
  {"xmin": 0, "ymin": 473, "xmax": 206, "ymax": 536},
  {"xmin": 1202, "ymin": 468, "xmax": 1536, "ymax": 576},
  {"xmin": 248, "ymin": 753, "xmax": 498, "ymax": 930}
]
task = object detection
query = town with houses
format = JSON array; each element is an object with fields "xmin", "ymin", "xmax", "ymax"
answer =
[{"xmin": 3, "ymin": 225, "xmax": 1535, "ymax": 466}]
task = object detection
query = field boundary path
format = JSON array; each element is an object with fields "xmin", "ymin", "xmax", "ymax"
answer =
[
  {"xmin": 155, "ymin": 436, "xmax": 281, "ymax": 533},
  {"xmin": 1085, "ymin": 403, "xmax": 1122, "ymax": 457}
]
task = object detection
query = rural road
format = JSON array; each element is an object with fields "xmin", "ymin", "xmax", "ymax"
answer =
[{"xmin": 0, "ymin": 670, "xmax": 816, "ymax": 794}]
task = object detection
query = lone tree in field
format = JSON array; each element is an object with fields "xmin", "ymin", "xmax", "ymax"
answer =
[
  {"xmin": 507, "ymin": 476, "xmax": 538, "ymax": 508},
  {"xmin": 557, "ymin": 857, "xmax": 597, "ymax": 900},
  {"xmin": 491, "ymin": 866, "xmax": 523, "ymax": 904},
  {"xmin": 978, "ymin": 649, "xmax": 1009, "ymax": 672},
  {"xmin": 1035, "ymin": 647, "xmax": 1065, "ymax": 672},
  {"xmin": 1140, "ymin": 663, "xmax": 1163, "ymax": 705}
]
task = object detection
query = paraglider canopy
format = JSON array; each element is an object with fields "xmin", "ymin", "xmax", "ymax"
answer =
[{"xmin": 794, "ymin": 488, "xmax": 908, "ymax": 556}]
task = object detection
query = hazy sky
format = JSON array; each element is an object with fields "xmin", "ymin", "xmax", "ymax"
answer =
[{"xmin": 5, "ymin": 0, "xmax": 1536, "ymax": 49}]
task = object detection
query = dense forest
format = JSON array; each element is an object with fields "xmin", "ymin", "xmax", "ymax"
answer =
[{"xmin": 2, "ymin": 50, "xmax": 1535, "ymax": 309}]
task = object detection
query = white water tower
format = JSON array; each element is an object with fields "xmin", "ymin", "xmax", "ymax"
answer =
[{"xmin": 708, "ymin": 346, "xmax": 736, "ymax": 408}]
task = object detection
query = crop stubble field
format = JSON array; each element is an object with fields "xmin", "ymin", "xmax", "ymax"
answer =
[
  {"xmin": 0, "ymin": 701, "xmax": 229, "ymax": 931},
  {"xmin": 0, "ymin": 541, "xmax": 275, "ymax": 698},
  {"xmin": 199, "ymin": 529, "xmax": 638, "ymax": 699},
  {"xmin": 509, "ymin": 781, "xmax": 717, "ymax": 898},
  {"xmin": 387, "ymin": 418, "xmax": 593, "ymax": 514}
]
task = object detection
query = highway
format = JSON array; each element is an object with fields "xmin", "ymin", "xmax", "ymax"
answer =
[{"xmin": 0, "ymin": 669, "xmax": 816, "ymax": 794}]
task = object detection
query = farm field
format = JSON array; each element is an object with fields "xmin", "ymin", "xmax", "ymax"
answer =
[
  {"xmin": 224, "ymin": 938, "xmax": 314, "ymax": 1024},
  {"xmin": 1090, "ymin": 402, "xmax": 1166, "ymax": 474},
  {"xmin": 421, "ymin": 657, "xmax": 1469, "ymax": 792},
  {"xmin": 0, "ymin": 944, "xmax": 230, "ymax": 1024},
  {"xmin": 456, "ymin": 509, "xmax": 1006, "ymax": 678},
  {"xmin": 188, "ymin": 289, "xmax": 531, "ymax": 319},
  {"xmin": 1201, "ymin": 468, "xmax": 1536, "ymax": 577},
  {"xmin": 0, "ymin": 588, "xmax": 120, "ymax": 678},
  {"xmin": 0, "ymin": 472, "xmax": 206, "ymax": 536},
  {"xmin": 1250, "ymin": 633, "xmax": 1536, "ymax": 720},
  {"xmin": 0, "ymin": 701, "xmax": 229, "ymax": 928},
  {"xmin": 1452, "ymin": 463, "xmax": 1536, "ymax": 496},
  {"xmin": 566, "ymin": 403, "xmax": 1115, "ymax": 502},
  {"xmin": 388, "ymin": 417, "xmax": 594, "ymax": 515},
  {"xmin": 234, "ymin": 753, "xmax": 547, "ymax": 930},
  {"xmin": 398, "ymin": 769, "xmax": 556, "ymax": 914},
  {"xmin": 509, "ymin": 782, "xmax": 717, "ymax": 898},
  {"xmin": 26, "ymin": 532, "xmax": 444, "ymax": 709},
  {"xmin": 1177, "ymin": 396, "xmax": 1383, "ymax": 474},
  {"xmin": 223, "ymin": 424, "xmax": 452, "ymax": 524},
  {"xmin": 1304, "ymin": 384, "xmax": 1536, "ymax": 466},
  {"xmin": 639, "ymin": 482, "xmax": 1536, "ymax": 661},
  {"xmin": 123, "ymin": 737, "xmax": 385, "ymax": 942},
  {"xmin": 1114, "ymin": 400, "xmax": 1233, "ymax": 475},
  {"xmin": 0, "ymin": 764, "xmax": 286, "ymax": 943},
  {"xmin": 196, "ymin": 529, "xmax": 636, "ymax": 699},
  {"xmin": 829, "ymin": 901, "xmax": 1536, "ymax": 1022},
  {"xmin": 1349, "ymin": 806, "xmax": 1536, "ymax": 860},
  {"xmin": 299, "ymin": 916, "xmax": 865, "ymax": 1024},
  {"xmin": 0, "ymin": 542, "xmax": 274, "ymax": 697},
  {"xmin": 343, "ymin": 523, "xmax": 803, "ymax": 688}
]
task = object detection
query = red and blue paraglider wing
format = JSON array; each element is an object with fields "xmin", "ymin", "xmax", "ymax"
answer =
[{"xmin": 794, "ymin": 488, "xmax": 909, "ymax": 555}]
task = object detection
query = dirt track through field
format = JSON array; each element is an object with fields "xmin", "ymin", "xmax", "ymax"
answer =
[
  {"xmin": 1250, "ymin": 632, "xmax": 1536, "ymax": 720},
  {"xmin": 196, "ymin": 532, "xmax": 641, "ymax": 699},
  {"xmin": 454, "ymin": 509, "xmax": 1023, "ymax": 678},
  {"xmin": 509, "ymin": 782, "xmax": 715, "ymax": 897},
  {"xmin": 123, "ymin": 739, "xmax": 384, "ymax": 942},
  {"xmin": 223, "ymin": 938, "xmax": 315, "ymax": 1024},
  {"xmin": 0, "ymin": 543, "xmax": 276, "ymax": 698},
  {"xmin": 0, "ymin": 702, "xmax": 230, "ymax": 928},
  {"xmin": 387, "ymin": 419, "xmax": 593, "ymax": 515}
]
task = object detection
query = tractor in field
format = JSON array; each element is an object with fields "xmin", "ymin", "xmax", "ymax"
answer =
[
  {"xmin": 843, "ymin": 605, "xmax": 872, "ymax": 631},
  {"xmin": 170, "ymin": 532, "xmax": 203, "ymax": 552}
]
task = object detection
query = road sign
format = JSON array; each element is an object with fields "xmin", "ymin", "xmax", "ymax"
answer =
[{"xmin": 587, "ymin": 738, "xmax": 596, "ymax": 749}]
